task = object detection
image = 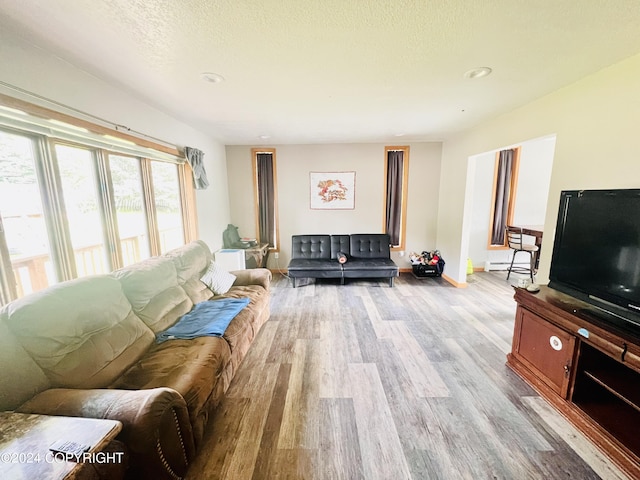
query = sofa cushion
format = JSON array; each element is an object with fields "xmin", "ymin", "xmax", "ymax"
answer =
[
  {"xmin": 342, "ymin": 258, "xmax": 399, "ymax": 275},
  {"xmin": 181, "ymin": 277, "xmax": 216, "ymax": 304},
  {"xmin": 287, "ymin": 259, "xmax": 343, "ymax": 281},
  {"xmin": 155, "ymin": 298, "xmax": 250, "ymax": 343},
  {"xmin": 212, "ymin": 285, "xmax": 268, "ymax": 353},
  {"xmin": 164, "ymin": 240, "xmax": 211, "ymax": 285},
  {"xmin": 200, "ymin": 261, "xmax": 236, "ymax": 295},
  {"xmin": 331, "ymin": 234, "xmax": 350, "ymax": 259},
  {"xmin": 0, "ymin": 319, "xmax": 51, "ymax": 411},
  {"xmin": 114, "ymin": 256, "xmax": 193, "ymax": 333},
  {"xmin": 349, "ymin": 234, "xmax": 392, "ymax": 259},
  {"xmin": 165, "ymin": 240, "xmax": 214, "ymax": 304},
  {"xmin": 287, "ymin": 258, "xmax": 341, "ymax": 271},
  {"xmin": 231, "ymin": 268, "xmax": 272, "ymax": 291},
  {"xmin": 3, "ymin": 275, "xmax": 154, "ymax": 388},
  {"xmin": 210, "ymin": 284, "xmax": 271, "ymax": 379},
  {"xmin": 112, "ymin": 336, "xmax": 231, "ymax": 445},
  {"xmin": 291, "ymin": 235, "xmax": 332, "ymax": 260}
]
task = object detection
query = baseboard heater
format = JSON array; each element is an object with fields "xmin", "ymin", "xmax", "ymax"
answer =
[{"xmin": 484, "ymin": 261, "xmax": 531, "ymax": 272}]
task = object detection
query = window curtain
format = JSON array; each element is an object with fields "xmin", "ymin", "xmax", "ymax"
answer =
[
  {"xmin": 184, "ymin": 146, "xmax": 209, "ymax": 190},
  {"xmin": 257, "ymin": 153, "xmax": 275, "ymax": 247},
  {"xmin": 385, "ymin": 150, "xmax": 403, "ymax": 246},
  {"xmin": 490, "ymin": 148, "xmax": 514, "ymax": 245}
]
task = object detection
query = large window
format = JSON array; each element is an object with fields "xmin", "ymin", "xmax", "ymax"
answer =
[
  {"xmin": 383, "ymin": 146, "xmax": 409, "ymax": 250},
  {"xmin": 151, "ymin": 161, "xmax": 184, "ymax": 253},
  {"xmin": 109, "ymin": 154, "xmax": 151, "ymax": 265},
  {"xmin": 0, "ymin": 130, "xmax": 56, "ymax": 299},
  {"xmin": 56, "ymin": 143, "xmax": 110, "ymax": 276},
  {"xmin": 0, "ymin": 98, "xmax": 198, "ymax": 305},
  {"xmin": 252, "ymin": 148, "xmax": 279, "ymax": 250}
]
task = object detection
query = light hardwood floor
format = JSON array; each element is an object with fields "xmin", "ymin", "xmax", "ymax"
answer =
[{"xmin": 186, "ymin": 272, "xmax": 630, "ymax": 480}]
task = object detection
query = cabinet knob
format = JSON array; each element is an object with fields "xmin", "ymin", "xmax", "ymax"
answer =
[
  {"xmin": 549, "ymin": 335, "xmax": 563, "ymax": 351},
  {"xmin": 564, "ymin": 363, "xmax": 571, "ymax": 377}
]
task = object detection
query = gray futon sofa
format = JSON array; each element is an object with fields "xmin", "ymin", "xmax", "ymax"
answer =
[{"xmin": 287, "ymin": 234, "xmax": 399, "ymax": 287}]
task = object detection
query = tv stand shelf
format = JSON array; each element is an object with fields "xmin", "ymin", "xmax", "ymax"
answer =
[
  {"xmin": 582, "ymin": 369, "xmax": 640, "ymax": 411},
  {"xmin": 507, "ymin": 286, "xmax": 640, "ymax": 479}
]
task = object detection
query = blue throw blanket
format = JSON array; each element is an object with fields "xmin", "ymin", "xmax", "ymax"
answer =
[{"xmin": 156, "ymin": 297, "xmax": 250, "ymax": 343}]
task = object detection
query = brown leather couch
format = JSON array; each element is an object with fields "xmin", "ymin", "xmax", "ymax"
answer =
[{"xmin": 0, "ymin": 240, "xmax": 271, "ymax": 479}]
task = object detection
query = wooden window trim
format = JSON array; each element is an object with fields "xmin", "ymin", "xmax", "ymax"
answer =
[
  {"xmin": 0, "ymin": 100, "xmax": 196, "ymax": 304},
  {"xmin": 179, "ymin": 163, "xmax": 199, "ymax": 243},
  {"xmin": 47, "ymin": 138, "xmax": 82, "ymax": 280},
  {"xmin": 140, "ymin": 158, "xmax": 161, "ymax": 256},
  {"xmin": 1, "ymin": 93, "xmax": 195, "ymax": 252},
  {"xmin": 0, "ymin": 93, "xmax": 179, "ymax": 157},
  {"xmin": 96, "ymin": 149, "xmax": 121, "ymax": 270}
]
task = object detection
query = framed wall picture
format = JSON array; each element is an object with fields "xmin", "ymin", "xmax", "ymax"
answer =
[{"xmin": 310, "ymin": 171, "xmax": 355, "ymax": 210}]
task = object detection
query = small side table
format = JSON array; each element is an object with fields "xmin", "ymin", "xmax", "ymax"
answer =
[
  {"xmin": 0, "ymin": 412, "xmax": 122, "ymax": 480},
  {"xmin": 244, "ymin": 243, "xmax": 270, "ymax": 268}
]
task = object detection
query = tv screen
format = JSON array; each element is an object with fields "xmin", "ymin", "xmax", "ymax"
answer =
[{"xmin": 549, "ymin": 189, "xmax": 640, "ymax": 333}]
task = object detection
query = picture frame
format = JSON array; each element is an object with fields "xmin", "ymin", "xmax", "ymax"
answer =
[{"xmin": 309, "ymin": 171, "xmax": 355, "ymax": 210}]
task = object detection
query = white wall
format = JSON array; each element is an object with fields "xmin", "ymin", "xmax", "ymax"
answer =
[
  {"xmin": 226, "ymin": 142, "xmax": 442, "ymax": 269},
  {"xmin": 439, "ymin": 52, "xmax": 640, "ymax": 286},
  {"xmin": 513, "ymin": 136, "xmax": 555, "ymax": 225},
  {"xmin": 0, "ymin": 29, "xmax": 230, "ymax": 251},
  {"xmin": 8, "ymin": 25, "xmax": 638, "ymax": 283},
  {"xmin": 468, "ymin": 135, "xmax": 555, "ymax": 270},
  {"xmin": 468, "ymin": 150, "xmax": 495, "ymax": 266}
]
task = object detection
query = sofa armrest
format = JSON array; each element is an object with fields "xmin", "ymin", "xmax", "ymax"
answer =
[
  {"xmin": 230, "ymin": 267, "xmax": 272, "ymax": 290},
  {"xmin": 16, "ymin": 387, "xmax": 195, "ymax": 480}
]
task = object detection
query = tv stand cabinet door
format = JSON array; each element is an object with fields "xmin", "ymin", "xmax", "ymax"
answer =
[{"xmin": 512, "ymin": 306, "xmax": 577, "ymax": 397}]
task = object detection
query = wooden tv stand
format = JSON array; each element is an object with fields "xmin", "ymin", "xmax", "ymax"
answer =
[{"xmin": 507, "ymin": 286, "xmax": 640, "ymax": 478}]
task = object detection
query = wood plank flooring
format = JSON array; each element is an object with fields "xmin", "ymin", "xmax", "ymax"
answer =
[{"xmin": 186, "ymin": 272, "xmax": 630, "ymax": 480}]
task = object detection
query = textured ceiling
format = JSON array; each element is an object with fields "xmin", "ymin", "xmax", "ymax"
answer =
[{"xmin": 2, "ymin": 0, "xmax": 640, "ymax": 145}]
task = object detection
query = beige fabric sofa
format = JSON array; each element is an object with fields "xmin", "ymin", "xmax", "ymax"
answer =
[{"xmin": 0, "ymin": 240, "xmax": 271, "ymax": 479}]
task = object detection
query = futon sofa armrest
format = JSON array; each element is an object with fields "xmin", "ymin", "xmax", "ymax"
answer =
[
  {"xmin": 231, "ymin": 267, "xmax": 272, "ymax": 290},
  {"xmin": 16, "ymin": 387, "xmax": 195, "ymax": 480}
]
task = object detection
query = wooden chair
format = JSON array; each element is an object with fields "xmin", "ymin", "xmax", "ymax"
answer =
[{"xmin": 505, "ymin": 226, "xmax": 539, "ymax": 281}]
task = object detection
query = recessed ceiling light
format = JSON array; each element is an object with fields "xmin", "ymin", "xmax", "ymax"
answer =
[
  {"xmin": 463, "ymin": 67, "xmax": 492, "ymax": 79},
  {"xmin": 201, "ymin": 72, "xmax": 225, "ymax": 83},
  {"xmin": 394, "ymin": 133, "xmax": 405, "ymax": 137},
  {"xmin": 259, "ymin": 135, "xmax": 271, "ymax": 140}
]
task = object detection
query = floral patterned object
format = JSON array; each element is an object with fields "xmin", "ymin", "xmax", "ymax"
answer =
[
  {"xmin": 310, "ymin": 171, "xmax": 355, "ymax": 209},
  {"xmin": 317, "ymin": 179, "xmax": 348, "ymax": 203}
]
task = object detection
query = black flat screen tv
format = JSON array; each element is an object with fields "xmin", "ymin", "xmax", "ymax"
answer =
[{"xmin": 548, "ymin": 188, "xmax": 640, "ymax": 335}]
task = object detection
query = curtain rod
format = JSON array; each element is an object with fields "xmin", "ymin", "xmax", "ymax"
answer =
[{"xmin": 0, "ymin": 80, "xmax": 178, "ymax": 149}]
